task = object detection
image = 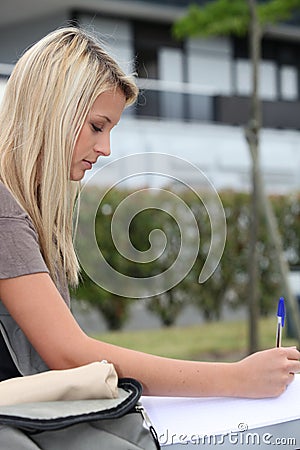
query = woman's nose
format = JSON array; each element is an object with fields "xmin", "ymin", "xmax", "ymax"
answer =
[{"xmin": 94, "ymin": 135, "xmax": 111, "ymax": 157}]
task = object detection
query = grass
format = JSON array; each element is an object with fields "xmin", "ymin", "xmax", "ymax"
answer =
[{"xmin": 93, "ymin": 316, "xmax": 298, "ymax": 362}]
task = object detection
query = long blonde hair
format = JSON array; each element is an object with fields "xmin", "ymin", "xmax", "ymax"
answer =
[{"xmin": 0, "ymin": 27, "xmax": 138, "ymax": 287}]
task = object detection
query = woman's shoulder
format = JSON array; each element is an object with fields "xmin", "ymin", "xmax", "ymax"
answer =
[{"xmin": 0, "ymin": 181, "xmax": 27, "ymax": 219}]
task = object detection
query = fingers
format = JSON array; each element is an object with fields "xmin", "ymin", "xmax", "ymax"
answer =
[
  {"xmin": 284, "ymin": 346, "xmax": 300, "ymax": 360},
  {"xmin": 274, "ymin": 346, "xmax": 300, "ymax": 363},
  {"xmin": 288, "ymin": 372, "xmax": 295, "ymax": 383},
  {"xmin": 285, "ymin": 373, "xmax": 296, "ymax": 392},
  {"xmin": 288, "ymin": 361, "xmax": 300, "ymax": 374},
  {"xmin": 238, "ymin": 347, "xmax": 300, "ymax": 398},
  {"xmin": 280, "ymin": 347, "xmax": 300, "ymax": 376}
]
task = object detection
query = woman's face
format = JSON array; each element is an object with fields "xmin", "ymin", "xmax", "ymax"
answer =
[{"xmin": 70, "ymin": 88, "xmax": 126, "ymax": 181}]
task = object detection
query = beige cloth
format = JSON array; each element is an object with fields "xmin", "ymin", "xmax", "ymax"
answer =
[{"xmin": 0, "ymin": 361, "xmax": 118, "ymax": 406}]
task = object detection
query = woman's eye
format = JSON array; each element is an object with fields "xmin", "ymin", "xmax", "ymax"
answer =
[{"xmin": 92, "ymin": 124, "xmax": 103, "ymax": 132}]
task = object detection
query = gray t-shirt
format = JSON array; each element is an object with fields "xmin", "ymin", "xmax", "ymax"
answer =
[
  {"xmin": 0, "ymin": 182, "xmax": 49, "ymax": 280},
  {"xmin": 0, "ymin": 181, "xmax": 70, "ymax": 377}
]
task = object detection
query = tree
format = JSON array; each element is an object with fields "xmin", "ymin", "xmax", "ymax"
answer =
[
  {"xmin": 131, "ymin": 187, "xmax": 196, "ymax": 327},
  {"xmin": 188, "ymin": 190, "xmax": 282, "ymax": 321},
  {"xmin": 73, "ymin": 186, "xmax": 133, "ymax": 330},
  {"xmin": 173, "ymin": 0, "xmax": 300, "ymax": 351}
]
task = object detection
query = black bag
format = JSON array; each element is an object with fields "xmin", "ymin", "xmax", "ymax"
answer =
[{"xmin": 0, "ymin": 378, "xmax": 160, "ymax": 449}]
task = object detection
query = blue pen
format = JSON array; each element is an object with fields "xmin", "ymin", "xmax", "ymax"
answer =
[{"xmin": 276, "ymin": 297, "xmax": 285, "ymax": 347}]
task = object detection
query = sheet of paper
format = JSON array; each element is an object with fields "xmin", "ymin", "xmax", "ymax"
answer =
[{"xmin": 142, "ymin": 374, "xmax": 300, "ymax": 446}]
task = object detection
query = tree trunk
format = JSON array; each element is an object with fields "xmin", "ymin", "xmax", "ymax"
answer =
[
  {"xmin": 245, "ymin": 0, "xmax": 261, "ymax": 354},
  {"xmin": 246, "ymin": 0, "xmax": 300, "ymax": 348},
  {"xmin": 256, "ymin": 170, "xmax": 300, "ymax": 345}
]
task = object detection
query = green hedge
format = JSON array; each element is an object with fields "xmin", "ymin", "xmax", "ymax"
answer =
[{"xmin": 72, "ymin": 186, "xmax": 300, "ymax": 330}]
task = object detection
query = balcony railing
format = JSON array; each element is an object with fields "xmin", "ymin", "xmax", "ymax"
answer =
[
  {"xmin": 136, "ymin": 0, "xmax": 207, "ymax": 7},
  {"xmin": 214, "ymin": 95, "xmax": 300, "ymax": 130},
  {"xmin": 136, "ymin": 78, "xmax": 300, "ymax": 130},
  {"xmin": 136, "ymin": 78, "xmax": 216, "ymax": 122},
  {"xmin": 1, "ymin": 69, "xmax": 299, "ymax": 130}
]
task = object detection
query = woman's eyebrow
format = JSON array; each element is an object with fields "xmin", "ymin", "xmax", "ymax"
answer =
[{"xmin": 94, "ymin": 114, "xmax": 111, "ymax": 123}]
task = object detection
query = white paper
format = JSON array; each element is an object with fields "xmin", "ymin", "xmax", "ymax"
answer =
[{"xmin": 142, "ymin": 374, "xmax": 300, "ymax": 446}]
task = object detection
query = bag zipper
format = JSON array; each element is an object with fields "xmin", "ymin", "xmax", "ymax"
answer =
[{"xmin": 135, "ymin": 404, "xmax": 161, "ymax": 449}]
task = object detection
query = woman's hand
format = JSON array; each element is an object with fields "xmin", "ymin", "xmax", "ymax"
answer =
[{"xmin": 233, "ymin": 347, "xmax": 300, "ymax": 398}]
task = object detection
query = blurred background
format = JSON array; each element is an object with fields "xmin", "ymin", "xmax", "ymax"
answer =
[{"xmin": 1, "ymin": 0, "xmax": 300, "ymax": 361}]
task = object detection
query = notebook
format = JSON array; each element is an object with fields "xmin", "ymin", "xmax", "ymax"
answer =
[{"xmin": 142, "ymin": 374, "xmax": 300, "ymax": 446}]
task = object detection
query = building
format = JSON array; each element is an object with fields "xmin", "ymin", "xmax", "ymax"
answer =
[{"xmin": 1, "ymin": 0, "xmax": 300, "ymax": 193}]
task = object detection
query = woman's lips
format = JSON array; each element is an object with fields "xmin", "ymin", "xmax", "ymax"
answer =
[{"xmin": 82, "ymin": 160, "xmax": 92, "ymax": 170}]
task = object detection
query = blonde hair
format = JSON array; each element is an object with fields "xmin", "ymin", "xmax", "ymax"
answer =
[{"xmin": 0, "ymin": 27, "xmax": 138, "ymax": 287}]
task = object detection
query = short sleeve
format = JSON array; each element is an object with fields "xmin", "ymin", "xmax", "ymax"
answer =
[
  {"xmin": 0, "ymin": 183, "xmax": 49, "ymax": 279},
  {"xmin": 0, "ymin": 217, "xmax": 49, "ymax": 279}
]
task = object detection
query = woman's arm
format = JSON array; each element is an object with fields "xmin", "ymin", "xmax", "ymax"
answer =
[{"xmin": 0, "ymin": 272, "xmax": 299, "ymax": 398}]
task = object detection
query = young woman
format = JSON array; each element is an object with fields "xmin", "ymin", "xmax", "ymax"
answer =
[{"xmin": 0, "ymin": 26, "xmax": 299, "ymax": 397}]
